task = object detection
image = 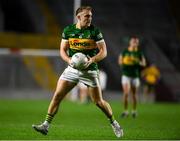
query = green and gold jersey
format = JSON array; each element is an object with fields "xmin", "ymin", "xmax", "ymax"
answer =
[
  {"xmin": 62, "ymin": 24, "xmax": 104, "ymax": 70},
  {"xmin": 121, "ymin": 48, "xmax": 144, "ymax": 78}
]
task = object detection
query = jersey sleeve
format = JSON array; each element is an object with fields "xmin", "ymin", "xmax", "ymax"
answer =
[
  {"xmin": 61, "ymin": 27, "xmax": 69, "ymax": 40},
  {"xmin": 139, "ymin": 51, "xmax": 145, "ymax": 59},
  {"xmin": 94, "ymin": 28, "xmax": 104, "ymax": 42}
]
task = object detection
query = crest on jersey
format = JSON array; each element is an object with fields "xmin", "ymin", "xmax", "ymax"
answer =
[
  {"xmin": 97, "ymin": 33, "xmax": 103, "ymax": 39},
  {"xmin": 79, "ymin": 33, "xmax": 84, "ymax": 39}
]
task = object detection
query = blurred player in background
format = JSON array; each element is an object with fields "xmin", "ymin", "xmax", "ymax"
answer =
[
  {"xmin": 78, "ymin": 82, "xmax": 88, "ymax": 104},
  {"xmin": 69, "ymin": 85, "xmax": 79, "ymax": 102},
  {"xmin": 32, "ymin": 6, "xmax": 123, "ymax": 138},
  {"xmin": 118, "ymin": 36, "xmax": 146, "ymax": 118},
  {"xmin": 141, "ymin": 64, "xmax": 161, "ymax": 103},
  {"xmin": 69, "ymin": 82, "xmax": 88, "ymax": 104},
  {"xmin": 99, "ymin": 69, "xmax": 108, "ymax": 93}
]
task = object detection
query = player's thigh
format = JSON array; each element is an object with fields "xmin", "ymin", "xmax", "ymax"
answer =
[
  {"xmin": 121, "ymin": 75, "xmax": 131, "ymax": 94},
  {"xmin": 131, "ymin": 78, "xmax": 140, "ymax": 94},
  {"xmin": 132, "ymin": 78, "xmax": 140, "ymax": 88},
  {"xmin": 54, "ymin": 78, "xmax": 77, "ymax": 99}
]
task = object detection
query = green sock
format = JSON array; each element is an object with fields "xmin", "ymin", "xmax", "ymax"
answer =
[
  {"xmin": 109, "ymin": 115, "xmax": 115, "ymax": 123},
  {"xmin": 45, "ymin": 114, "xmax": 54, "ymax": 124}
]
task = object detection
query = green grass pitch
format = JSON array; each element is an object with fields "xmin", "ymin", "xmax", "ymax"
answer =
[{"xmin": 0, "ymin": 99, "xmax": 180, "ymax": 140}]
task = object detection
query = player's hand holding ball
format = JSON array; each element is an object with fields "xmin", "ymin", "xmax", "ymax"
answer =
[{"xmin": 83, "ymin": 55, "xmax": 94, "ymax": 69}]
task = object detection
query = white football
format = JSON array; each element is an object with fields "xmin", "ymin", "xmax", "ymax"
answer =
[{"xmin": 71, "ymin": 52, "xmax": 88, "ymax": 70}]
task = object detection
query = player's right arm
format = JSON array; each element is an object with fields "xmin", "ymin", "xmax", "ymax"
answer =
[
  {"xmin": 118, "ymin": 54, "xmax": 123, "ymax": 65},
  {"xmin": 60, "ymin": 39, "xmax": 71, "ymax": 65},
  {"xmin": 60, "ymin": 27, "xmax": 71, "ymax": 65}
]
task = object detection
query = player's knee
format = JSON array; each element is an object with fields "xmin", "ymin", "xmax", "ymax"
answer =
[
  {"xmin": 132, "ymin": 93, "xmax": 136, "ymax": 98},
  {"xmin": 124, "ymin": 93, "xmax": 128, "ymax": 98}
]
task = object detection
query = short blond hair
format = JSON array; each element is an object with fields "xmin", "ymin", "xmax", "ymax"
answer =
[{"xmin": 76, "ymin": 6, "xmax": 92, "ymax": 16}]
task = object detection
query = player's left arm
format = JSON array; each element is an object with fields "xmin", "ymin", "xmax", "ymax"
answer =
[
  {"xmin": 92, "ymin": 40, "xmax": 107, "ymax": 62},
  {"xmin": 139, "ymin": 55, "xmax": 146, "ymax": 67},
  {"xmin": 85, "ymin": 40, "xmax": 107, "ymax": 68},
  {"xmin": 85, "ymin": 27, "xmax": 107, "ymax": 67}
]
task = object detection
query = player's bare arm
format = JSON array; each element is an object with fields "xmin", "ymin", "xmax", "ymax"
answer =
[
  {"xmin": 60, "ymin": 39, "xmax": 71, "ymax": 64},
  {"xmin": 118, "ymin": 55, "xmax": 123, "ymax": 65},
  {"xmin": 139, "ymin": 56, "xmax": 146, "ymax": 67},
  {"xmin": 90, "ymin": 40, "xmax": 107, "ymax": 63}
]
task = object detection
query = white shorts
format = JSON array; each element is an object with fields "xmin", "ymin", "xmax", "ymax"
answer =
[
  {"xmin": 60, "ymin": 66, "xmax": 99, "ymax": 87},
  {"xmin": 78, "ymin": 82, "xmax": 87, "ymax": 89},
  {"xmin": 121, "ymin": 75, "xmax": 140, "ymax": 88}
]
